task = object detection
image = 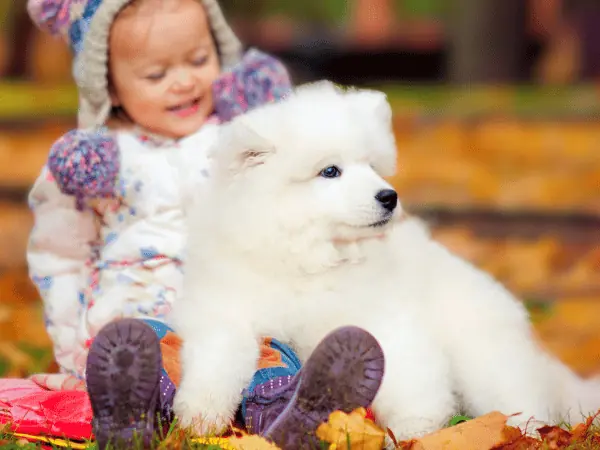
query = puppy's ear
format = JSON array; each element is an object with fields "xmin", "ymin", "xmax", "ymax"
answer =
[
  {"xmin": 235, "ymin": 148, "xmax": 272, "ymax": 171},
  {"xmin": 219, "ymin": 119, "xmax": 276, "ymax": 174},
  {"xmin": 346, "ymin": 89, "xmax": 392, "ymax": 128},
  {"xmin": 345, "ymin": 89, "xmax": 397, "ymax": 177}
]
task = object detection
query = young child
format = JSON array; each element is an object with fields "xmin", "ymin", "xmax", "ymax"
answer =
[{"xmin": 26, "ymin": 0, "xmax": 386, "ymax": 448}]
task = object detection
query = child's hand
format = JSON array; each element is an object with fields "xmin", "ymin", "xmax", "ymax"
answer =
[
  {"xmin": 47, "ymin": 128, "xmax": 120, "ymax": 210},
  {"xmin": 212, "ymin": 48, "xmax": 292, "ymax": 123}
]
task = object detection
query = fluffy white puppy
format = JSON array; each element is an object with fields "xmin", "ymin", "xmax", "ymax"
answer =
[{"xmin": 171, "ymin": 81, "xmax": 600, "ymax": 439}]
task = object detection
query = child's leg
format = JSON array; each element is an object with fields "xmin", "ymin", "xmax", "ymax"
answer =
[
  {"xmin": 247, "ymin": 327, "xmax": 385, "ymax": 449},
  {"xmin": 86, "ymin": 316, "xmax": 263, "ymax": 449},
  {"xmin": 86, "ymin": 318, "xmax": 163, "ymax": 449},
  {"xmin": 87, "ymin": 319, "xmax": 385, "ymax": 450},
  {"xmin": 241, "ymin": 337, "xmax": 302, "ymax": 434}
]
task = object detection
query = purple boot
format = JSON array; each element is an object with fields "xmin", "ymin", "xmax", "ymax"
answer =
[
  {"xmin": 246, "ymin": 326, "xmax": 385, "ymax": 449},
  {"xmin": 86, "ymin": 318, "xmax": 163, "ymax": 449}
]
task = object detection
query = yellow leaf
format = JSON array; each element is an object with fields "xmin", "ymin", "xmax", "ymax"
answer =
[
  {"xmin": 316, "ymin": 407, "xmax": 386, "ymax": 450},
  {"xmin": 189, "ymin": 436, "xmax": 239, "ymax": 450},
  {"xmin": 228, "ymin": 434, "xmax": 281, "ymax": 450}
]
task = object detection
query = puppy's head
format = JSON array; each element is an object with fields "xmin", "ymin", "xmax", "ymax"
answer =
[{"xmin": 197, "ymin": 81, "xmax": 401, "ymax": 271}]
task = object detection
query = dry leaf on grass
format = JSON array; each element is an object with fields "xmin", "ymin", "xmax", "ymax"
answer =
[
  {"xmin": 536, "ymin": 425, "xmax": 572, "ymax": 449},
  {"xmin": 316, "ymin": 407, "xmax": 386, "ymax": 450},
  {"xmin": 491, "ymin": 422, "xmax": 590, "ymax": 450},
  {"xmin": 531, "ymin": 412, "xmax": 600, "ymax": 449},
  {"xmin": 397, "ymin": 411, "xmax": 509, "ymax": 450},
  {"xmin": 489, "ymin": 425, "xmax": 542, "ymax": 450},
  {"xmin": 229, "ymin": 434, "xmax": 281, "ymax": 450}
]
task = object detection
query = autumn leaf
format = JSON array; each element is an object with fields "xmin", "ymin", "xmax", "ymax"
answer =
[
  {"xmin": 397, "ymin": 411, "xmax": 509, "ymax": 450},
  {"xmin": 491, "ymin": 425, "xmax": 542, "ymax": 450},
  {"xmin": 537, "ymin": 425, "xmax": 573, "ymax": 449},
  {"xmin": 316, "ymin": 407, "xmax": 386, "ymax": 450},
  {"xmin": 229, "ymin": 434, "xmax": 281, "ymax": 450},
  {"xmin": 535, "ymin": 411, "xmax": 600, "ymax": 449},
  {"xmin": 492, "ymin": 412, "xmax": 600, "ymax": 450},
  {"xmin": 569, "ymin": 411, "xmax": 599, "ymax": 441}
]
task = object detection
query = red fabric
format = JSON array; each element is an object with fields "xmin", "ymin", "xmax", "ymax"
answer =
[{"xmin": 0, "ymin": 378, "xmax": 93, "ymax": 441}]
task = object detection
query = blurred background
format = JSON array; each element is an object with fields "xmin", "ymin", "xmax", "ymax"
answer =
[{"xmin": 0, "ymin": 0, "xmax": 599, "ymax": 379}]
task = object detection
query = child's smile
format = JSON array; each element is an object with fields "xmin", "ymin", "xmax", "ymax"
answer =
[{"xmin": 167, "ymin": 97, "xmax": 202, "ymax": 118}]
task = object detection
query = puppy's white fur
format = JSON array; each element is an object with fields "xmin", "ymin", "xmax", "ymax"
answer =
[{"xmin": 171, "ymin": 81, "xmax": 600, "ymax": 439}]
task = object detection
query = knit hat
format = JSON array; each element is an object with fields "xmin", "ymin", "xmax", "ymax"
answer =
[{"xmin": 27, "ymin": 0, "xmax": 244, "ymax": 129}]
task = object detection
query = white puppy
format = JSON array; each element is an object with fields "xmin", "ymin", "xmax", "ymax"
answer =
[{"xmin": 171, "ymin": 81, "xmax": 600, "ymax": 440}]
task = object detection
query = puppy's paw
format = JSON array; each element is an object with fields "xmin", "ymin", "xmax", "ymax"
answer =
[{"xmin": 173, "ymin": 386, "xmax": 233, "ymax": 436}]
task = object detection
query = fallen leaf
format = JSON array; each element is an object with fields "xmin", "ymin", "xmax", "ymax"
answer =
[
  {"xmin": 229, "ymin": 434, "xmax": 281, "ymax": 450},
  {"xmin": 397, "ymin": 411, "xmax": 509, "ymax": 450},
  {"xmin": 492, "ymin": 426, "xmax": 542, "ymax": 450},
  {"xmin": 536, "ymin": 425, "xmax": 572, "ymax": 449},
  {"xmin": 569, "ymin": 411, "xmax": 599, "ymax": 441},
  {"xmin": 316, "ymin": 407, "xmax": 386, "ymax": 450}
]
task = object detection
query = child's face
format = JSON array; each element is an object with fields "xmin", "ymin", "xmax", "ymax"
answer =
[{"xmin": 109, "ymin": 0, "xmax": 220, "ymax": 138}]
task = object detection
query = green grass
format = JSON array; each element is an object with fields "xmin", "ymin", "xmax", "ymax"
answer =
[{"xmin": 0, "ymin": 425, "xmax": 231, "ymax": 449}]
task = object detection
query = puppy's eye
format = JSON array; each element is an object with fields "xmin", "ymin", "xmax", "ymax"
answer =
[{"xmin": 319, "ymin": 165, "xmax": 342, "ymax": 178}]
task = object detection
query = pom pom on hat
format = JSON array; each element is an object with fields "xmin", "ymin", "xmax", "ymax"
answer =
[
  {"xmin": 27, "ymin": 0, "xmax": 77, "ymax": 37},
  {"xmin": 48, "ymin": 128, "xmax": 120, "ymax": 210},
  {"xmin": 213, "ymin": 48, "xmax": 293, "ymax": 123}
]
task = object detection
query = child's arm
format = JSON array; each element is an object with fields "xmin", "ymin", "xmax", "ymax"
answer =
[{"xmin": 27, "ymin": 129, "xmax": 120, "ymax": 379}]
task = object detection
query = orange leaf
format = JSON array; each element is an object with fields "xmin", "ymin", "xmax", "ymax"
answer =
[
  {"xmin": 399, "ymin": 411, "xmax": 510, "ymax": 450},
  {"xmin": 491, "ymin": 425, "xmax": 542, "ymax": 450},
  {"xmin": 575, "ymin": 410, "xmax": 600, "ymax": 437},
  {"xmin": 536, "ymin": 425, "xmax": 572, "ymax": 448}
]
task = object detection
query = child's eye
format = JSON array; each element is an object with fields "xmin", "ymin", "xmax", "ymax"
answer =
[
  {"xmin": 192, "ymin": 56, "xmax": 208, "ymax": 66},
  {"xmin": 145, "ymin": 72, "xmax": 165, "ymax": 81}
]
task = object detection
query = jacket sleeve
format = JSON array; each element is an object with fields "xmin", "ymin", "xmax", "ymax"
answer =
[
  {"xmin": 212, "ymin": 48, "xmax": 293, "ymax": 123},
  {"xmin": 27, "ymin": 164, "xmax": 99, "ymax": 377}
]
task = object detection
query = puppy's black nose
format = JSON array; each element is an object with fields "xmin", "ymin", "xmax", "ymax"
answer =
[{"xmin": 375, "ymin": 189, "xmax": 398, "ymax": 212}]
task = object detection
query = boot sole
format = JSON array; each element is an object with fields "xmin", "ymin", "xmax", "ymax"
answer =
[
  {"xmin": 263, "ymin": 326, "xmax": 385, "ymax": 449},
  {"xmin": 86, "ymin": 318, "xmax": 162, "ymax": 449}
]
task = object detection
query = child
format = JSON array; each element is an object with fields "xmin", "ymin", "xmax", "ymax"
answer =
[{"xmin": 26, "ymin": 0, "xmax": 386, "ymax": 448}]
